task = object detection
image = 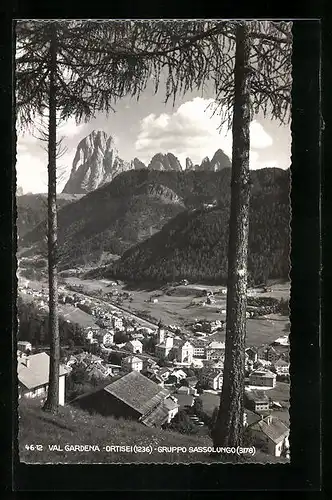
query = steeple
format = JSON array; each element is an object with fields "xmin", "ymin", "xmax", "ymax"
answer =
[{"xmin": 157, "ymin": 320, "xmax": 165, "ymax": 344}]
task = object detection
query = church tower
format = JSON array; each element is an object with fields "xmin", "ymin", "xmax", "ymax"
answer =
[{"xmin": 157, "ymin": 320, "xmax": 165, "ymax": 344}]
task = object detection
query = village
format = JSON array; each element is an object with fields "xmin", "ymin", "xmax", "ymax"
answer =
[{"xmin": 17, "ymin": 276, "xmax": 290, "ymax": 459}]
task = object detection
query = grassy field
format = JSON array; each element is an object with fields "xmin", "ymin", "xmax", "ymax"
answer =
[
  {"xmin": 199, "ymin": 392, "xmax": 221, "ymax": 416},
  {"xmin": 20, "ymin": 275, "xmax": 289, "ymax": 347},
  {"xmin": 17, "ymin": 400, "xmax": 287, "ymax": 464}
]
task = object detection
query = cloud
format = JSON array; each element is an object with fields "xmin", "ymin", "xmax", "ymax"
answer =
[
  {"xmin": 250, "ymin": 121, "xmax": 273, "ymax": 149},
  {"xmin": 135, "ymin": 97, "xmax": 274, "ymax": 168},
  {"xmin": 16, "ymin": 116, "xmax": 85, "ymax": 193},
  {"xmin": 58, "ymin": 117, "xmax": 85, "ymax": 138},
  {"xmin": 16, "ymin": 152, "xmax": 48, "ymax": 194}
]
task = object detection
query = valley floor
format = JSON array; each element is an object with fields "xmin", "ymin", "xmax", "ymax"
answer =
[{"xmin": 61, "ymin": 277, "xmax": 290, "ymax": 347}]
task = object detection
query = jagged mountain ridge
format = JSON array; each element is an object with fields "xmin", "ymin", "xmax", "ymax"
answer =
[
  {"xmin": 148, "ymin": 152, "xmax": 182, "ymax": 172},
  {"xmin": 61, "ymin": 129, "xmax": 232, "ymax": 194}
]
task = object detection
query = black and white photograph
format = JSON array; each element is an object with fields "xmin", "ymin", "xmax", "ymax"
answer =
[{"xmin": 15, "ymin": 19, "xmax": 293, "ymax": 465}]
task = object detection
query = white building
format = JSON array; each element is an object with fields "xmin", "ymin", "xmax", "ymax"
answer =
[
  {"xmin": 248, "ymin": 415, "xmax": 290, "ymax": 457},
  {"xmin": 201, "ymin": 370, "xmax": 224, "ymax": 391},
  {"xmin": 273, "ymin": 358, "xmax": 290, "ymax": 375},
  {"xmin": 176, "ymin": 341, "xmax": 194, "ymax": 364},
  {"xmin": 192, "ymin": 339, "xmax": 206, "ymax": 358},
  {"xmin": 113, "ymin": 317, "xmax": 124, "ymax": 330},
  {"xmin": 18, "ymin": 352, "xmax": 68, "ymax": 406},
  {"xmin": 125, "ymin": 340, "xmax": 143, "ymax": 354},
  {"xmin": 121, "ymin": 355, "xmax": 143, "ymax": 373},
  {"xmin": 206, "ymin": 341, "xmax": 225, "ymax": 361},
  {"xmin": 17, "ymin": 341, "xmax": 32, "ymax": 353},
  {"xmin": 155, "ymin": 336, "xmax": 174, "ymax": 359},
  {"xmin": 249, "ymin": 369, "xmax": 277, "ymax": 388},
  {"xmin": 95, "ymin": 330, "xmax": 114, "ymax": 347}
]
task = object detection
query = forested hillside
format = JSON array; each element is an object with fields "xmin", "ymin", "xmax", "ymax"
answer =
[
  {"xmin": 16, "ymin": 193, "xmax": 83, "ymax": 238},
  {"xmin": 21, "ymin": 168, "xmax": 289, "ymax": 276},
  {"xmin": 108, "ymin": 169, "xmax": 290, "ymax": 285}
]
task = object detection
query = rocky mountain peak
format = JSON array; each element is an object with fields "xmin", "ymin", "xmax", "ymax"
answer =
[
  {"xmin": 185, "ymin": 157, "xmax": 194, "ymax": 171},
  {"xmin": 197, "ymin": 150, "xmax": 231, "ymax": 171},
  {"xmin": 131, "ymin": 157, "xmax": 147, "ymax": 170},
  {"xmin": 62, "ymin": 130, "xmax": 130, "ymax": 194},
  {"xmin": 148, "ymin": 152, "xmax": 182, "ymax": 172},
  {"xmin": 210, "ymin": 149, "xmax": 232, "ymax": 171}
]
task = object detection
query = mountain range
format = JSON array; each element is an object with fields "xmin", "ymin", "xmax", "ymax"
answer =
[
  {"xmin": 20, "ymin": 167, "xmax": 290, "ymax": 284},
  {"xmin": 17, "ymin": 129, "xmax": 290, "ymax": 285},
  {"xmin": 61, "ymin": 130, "xmax": 232, "ymax": 194},
  {"xmin": 20, "ymin": 169, "xmax": 233, "ymax": 269}
]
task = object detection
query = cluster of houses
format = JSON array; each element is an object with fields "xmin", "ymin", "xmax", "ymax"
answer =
[
  {"xmin": 245, "ymin": 344, "xmax": 290, "ymax": 378},
  {"xmin": 16, "ymin": 340, "xmax": 289, "ymax": 458},
  {"xmin": 17, "ymin": 281, "xmax": 290, "ymax": 458}
]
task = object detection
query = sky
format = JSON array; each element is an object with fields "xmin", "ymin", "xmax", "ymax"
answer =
[{"xmin": 16, "ymin": 79, "xmax": 291, "ymax": 194}]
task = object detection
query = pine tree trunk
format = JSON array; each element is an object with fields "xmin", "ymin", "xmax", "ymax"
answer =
[
  {"xmin": 213, "ymin": 22, "xmax": 251, "ymax": 449},
  {"xmin": 43, "ymin": 25, "xmax": 60, "ymax": 414}
]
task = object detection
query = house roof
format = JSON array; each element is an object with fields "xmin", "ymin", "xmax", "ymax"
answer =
[
  {"xmin": 250, "ymin": 417, "xmax": 289, "ymax": 444},
  {"xmin": 158, "ymin": 367, "xmax": 172, "ymax": 376},
  {"xmin": 163, "ymin": 397, "xmax": 178, "ymax": 411},
  {"xmin": 177, "ymin": 340, "xmax": 193, "ymax": 349},
  {"xmin": 18, "ymin": 352, "xmax": 68, "ymax": 390},
  {"xmin": 191, "ymin": 338, "xmax": 207, "ymax": 347},
  {"xmin": 244, "ymin": 409, "xmax": 262, "ymax": 426},
  {"xmin": 250, "ymin": 370, "xmax": 276, "ymax": 378},
  {"xmin": 177, "ymin": 386, "xmax": 190, "ymax": 394},
  {"xmin": 207, "ymin": 341, "xmax": 225, "ymax": 350},
  {"xmin": 127, "ymin": 340, "xmax": 142, "ymax": 347},
  {"xmin": 122, "ymin": 356, "xmax": 142, "ymax": 364},
  {"xmin": 274, "ymin": 358, "xmax": 289, "ymax": 366},
  {"xmin": 174, "ymin": 394, "xmax": 194, "ymax": 408},
  {"xmin": 246, "ymin": 346, "xmax": 258, "ymax": 353},
  {"xmin": 104, "ymin": 371, "xmax": 170, "ymax": 416},
  {"xmin": 186, "ymin": 376, "xmax": 198, "ymax": 386},
  {"xmin": 140, "ymin": 402, "xmax": 169, "ymax": 427},
  {"xmin": 245, "ymin": 390, "xmax": 269, "ymax": 403}
]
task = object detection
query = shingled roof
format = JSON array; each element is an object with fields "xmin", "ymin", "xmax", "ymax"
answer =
[
  {"xmin": 103, "ymin": 371, "xmax": 170, "ymax": 416},
  {"xmin": 250, "ymin": 417, "xmax": 289, "ymax": 444},
  {"xmin": 18, "ymin": 352, "xmax": 68, "ymax": 390}
]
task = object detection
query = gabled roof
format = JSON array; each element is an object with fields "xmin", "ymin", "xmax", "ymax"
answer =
[
  {"xmin": 174, "ymin": 393, "xmax": 194, "ymax": 408},
  {"xmin": 274, "ymin": 358, "xmax": 289, "ymax": 366},
  {"xmin": 177, "ymin": 340, "xmax": 193, "ymax": 349},
  {"xmin": 244, "ymin": 409, "xmax": 262, "ymax": 426},
  {"xmin": 127, "ymin": 339, "xmax": 142, "ymax": 347},
  {"xmin": 140, "ymin": 402, "xmax": 169, "ymax": 427},
  {"xmin": 122, "ymin": 355, "xmax": 142, "ymax": 364},
  {"xmin": 104, "ymin": 371, "xmax": 170, "ymax": 416},
  {"xmin": 250, "ymin": 369, "xmax": 276, "ymax": 378},
  {"xmin": 245, "ymin": 390, "xmax": 269, "ymax": 403},
  {"xmin": 18, "ymin": 352, "xmax": 68, "ymax": 390},
  {"xmin": 250, "ymin": 417, "xmax": 289, "ymax": 444},
  {"xmin": 207, "ymin": 341, "xmax": 225, "ymax": 349},
  {"xmin": 246, "ymin": 346, "xmax": 258, "ymax": 353},
  {"xmin": 158, "ymin": 367, "xmax": 172, "ymax": 376}
]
